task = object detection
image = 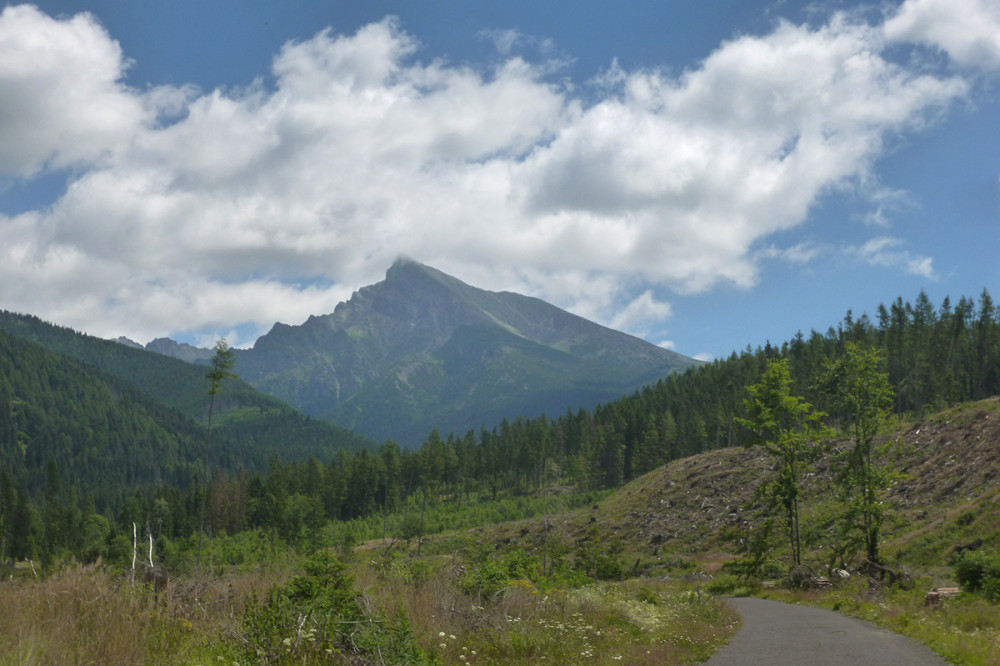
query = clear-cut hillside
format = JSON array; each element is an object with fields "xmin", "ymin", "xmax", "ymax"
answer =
[{"xmin": 234, "ymin": 259, "xmax": 700, "ymax": 446}]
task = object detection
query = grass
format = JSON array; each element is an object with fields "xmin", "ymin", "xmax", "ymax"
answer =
[
  {"xmin": 0, "ymin": 561, "xmax": 285, "ymax": 665},
  {"xmin": 356, "ymin": 558, "xmax": 739, "ymax": 665},
  {"xmin": 0, "ymin": 550, "xmax": 737, "ymax": 665},
  {"xmin": 324, "ymin": 488, "xmax": 615, "ymax": 546}
]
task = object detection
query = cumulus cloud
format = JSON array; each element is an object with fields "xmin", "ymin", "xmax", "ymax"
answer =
[
  {"xmin": 885, "ymin": 0, "xmax": 1000, "ymax": 69},
  {"xmin": 0, "ymin": 5, "xmax": 149, "ymax": 176},
  {"xmin": 0, "ymin": 4, "xmax": 983, "ymax": 345}
]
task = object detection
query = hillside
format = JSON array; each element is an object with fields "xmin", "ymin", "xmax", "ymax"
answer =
[
  {"xmin": 229, "ymin": 258, "xmax": 699, "ymax": 446},
  {"xmin": 477, "ymin": 398, "xmax": 1000, "ymax": 577},
  {"xmin": 0, "ymin": 310, "xmax": 375, "ymax": 466},
  {"xmin": 0, "ymin": 328, "xmax": 209, "ymax": 509}
]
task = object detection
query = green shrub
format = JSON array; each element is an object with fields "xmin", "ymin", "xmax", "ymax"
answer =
[
  {"xmin": 637, "ymin": 585, "xmax": 661, "ymax": 605},
  {"xmin": 459, "ymin": 547, "xmax": 540, "ymax": 596},
  {"xmin": 592, "ymin": 553, "xmax": 623, "ymax": 580},
  {"xmin": 242, "ymin": 551, "xmax": 427, "ymax": 664},
  {"xmin": 954, "ymin": 549, "xmax": 1000, "ymax": 601}
]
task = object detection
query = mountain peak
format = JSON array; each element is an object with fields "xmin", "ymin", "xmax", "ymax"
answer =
[
  {"xmin": 384, "ymin": 256, "xmax": 457, "ymax": 289},
  {"xmin": 386, "ymin": 255, "xmax": 426, "ymax": 279},
  {"xmin": 235, "ymin": 262, "xmax": 701, "ymax": 446}
]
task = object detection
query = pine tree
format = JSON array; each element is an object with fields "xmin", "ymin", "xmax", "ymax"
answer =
[{"xmin": 200, "ymin": 338, "xmax": 237, "ymax": 568}]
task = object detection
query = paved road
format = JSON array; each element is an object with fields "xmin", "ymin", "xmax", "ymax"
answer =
[{"xmin": 707, "ymin": 597, "xmax": 949, "ymax": 665}]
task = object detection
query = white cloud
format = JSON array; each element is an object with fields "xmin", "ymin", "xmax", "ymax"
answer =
[
  {"xmin": 609, "ymin": 290, "xmax": 672, "ymax": 337},
  {"xmin": 0, "ymin": 5, "xmax": 978, "ymax": 345},
  {"xmin": 759, "ymin": 242, "xmax": 822, "ymax": 264},
  {"xmin": 0, "ymin": 5, "xmax": 150, "ymax": 176},
  {"xmin": 515, "ymin": 16, "xmax": 965, "ymax": 295},
  {"xmin": 854, "ymin": 236, "xmax": 937, "ymax": 279},
  {"xmin": 885, "ymin": 0, "xmax": 1000, "ymax": 69}
]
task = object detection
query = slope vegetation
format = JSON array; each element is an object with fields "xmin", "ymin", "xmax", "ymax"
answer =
[
  {"xmin": 477, "ymin": 398, "xmax": 1000, "ymax": 578},
  {"xmin": 0, "ymin": 310, "xmax": 375, "ymax": 474},
  {"xmin": 0, "ymin": 328, "xmax": 208, "ymax": 508}
]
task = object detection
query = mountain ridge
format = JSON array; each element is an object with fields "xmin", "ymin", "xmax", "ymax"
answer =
[{"xmin": 227, "ymin": 259, "xmax": 699, "ymax": 446}]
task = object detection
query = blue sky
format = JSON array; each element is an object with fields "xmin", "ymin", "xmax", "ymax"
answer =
[{"xmin": 0, "ymin": 1, "xmax": 998, "ymax": 361}]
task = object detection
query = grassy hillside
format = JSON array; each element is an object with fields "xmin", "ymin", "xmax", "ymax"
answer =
[
  {"xmin": 465, "ymin": 398, "xmax": 1000, "ymax": 571},
  {"xmin": 454, "ymin": 398, "xmax": 1000, "ymax": 663}
]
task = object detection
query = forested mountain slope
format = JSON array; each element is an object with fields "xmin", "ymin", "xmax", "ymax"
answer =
[
  {"xmin": 226, "ymin": 288, "xmax": 1000, "ymax": 531},
  {"xmin": 0, "ymin": 311, "xmax": 375, "ymax": 464},
  {"xmin": 0, "ymin": 328, "xmax": 210, "ymax": 511},
  {"xmin": 1, "ymin": 286, "xmax": 998, "ymax": 575}
]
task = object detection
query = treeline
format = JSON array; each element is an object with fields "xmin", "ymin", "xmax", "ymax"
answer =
[{"xmin": 2, "ymin": 289, "xmax": 999, "ymax": 570}]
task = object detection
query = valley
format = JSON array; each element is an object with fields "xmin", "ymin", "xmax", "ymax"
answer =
[{"xmin": 0, "ymin": 286, "xmax": 999, "ymax": 663}]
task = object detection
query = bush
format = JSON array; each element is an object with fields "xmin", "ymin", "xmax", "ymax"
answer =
[
  {"xmin": 459, "ymin": 547, "xmax": 539, "ymax": 597},
  {"xmin": 706, "ymin": 574, "xmax": 754, "ymax": 596},
  {"xmin": 243, "ymin": 551, "xmax": 427, "ymax": 664},
  {"xmin": 955, "ymin": 549, "xmax": 1000, "ymax": 601}
]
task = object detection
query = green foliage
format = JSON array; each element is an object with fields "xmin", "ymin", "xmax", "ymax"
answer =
[
  {"xmin": 205, "ymin": 338, "xmax": 237, "ymax": 437},
  {"xmin": 574, "ymin": 531, "xmax": 625, "ymax": 581},
  {"xmin": 243, "ymin": 550, "xmax": 427, "ymax": 664},
  {"xmin": 459, "ymin": 541, "xmax": 540, "ymax": 597},
  {"xmin": 737, "ymin": 359, "xmax": 831, "ymax": 567},
  {"xmin": 955, "ymin": 549, "xmax": 1000, "ymax": 601},
  {"xmin": 723, "ymin": 516, "xmax": 781, "ymax": 578},
  {"xmin": 704, "ymin": 573, "xmax": 760, "ymax": 597},
  {"xmin": 823, "ymin": 342, "xmax": 896, "ymax": 563}
]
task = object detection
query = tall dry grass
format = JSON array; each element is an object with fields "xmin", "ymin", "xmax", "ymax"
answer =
[
  {"xmin": 0, "ymin": 561, "xmax": 289, "ymax": 665},
  {"xmin": 0, "ymin": 554, "xmax": 737, "ymax": 665},
  {"xmin": 354, "ymin": 555, "xmax": 738, "ymax": 665}
]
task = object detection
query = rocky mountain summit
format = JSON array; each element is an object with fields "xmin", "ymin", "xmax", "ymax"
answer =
[{"xmin": 229, "ymin": 259, "xmax": 699, "ymax": 446}]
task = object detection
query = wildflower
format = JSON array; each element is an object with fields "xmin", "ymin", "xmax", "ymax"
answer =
[
  {"xmin": 439, "ymin": 632, "xmax": 446, "ymax": 637},
  {"xmin": 440, "ymin": 643, "xmax": 447, "ymax": 649},
  {"xmin": 450, "ymin": 634, "xmax": 457, "ymax": 640}
]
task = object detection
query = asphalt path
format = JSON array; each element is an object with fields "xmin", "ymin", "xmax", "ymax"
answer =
[{"xmin": 707, "ymin": 597, "xmax": 949, "ymax": 665}]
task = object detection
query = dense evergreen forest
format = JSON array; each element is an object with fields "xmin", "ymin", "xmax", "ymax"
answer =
[
  {"xmin": 1, "ymin": 289, "xmax": 998, "ymax": 570},
  {"xmin": 0, "ymin": 310, "xmax": 374, "ymax": 460}
]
